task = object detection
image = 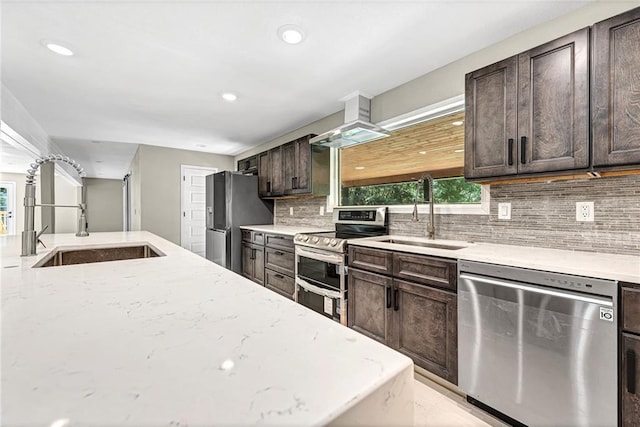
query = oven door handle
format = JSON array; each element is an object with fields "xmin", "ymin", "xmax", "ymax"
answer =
[
  {"xmin": 295, "ymin": 246, "xmax": 344, "ymax": 265},
  {"xmin": 296, "ymin": 277, "xmax": 342, "ymax": 299}
]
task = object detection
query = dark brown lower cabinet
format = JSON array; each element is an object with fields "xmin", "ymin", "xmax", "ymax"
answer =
[
  {"xmin": 392, "ymin": 278, "xmax": 457, "ymax": 384},
  {"xmin": 241, "ymin": 241, "xmax": 264, "ymax": 285},
  {"xmin": 622, "ymin": 333, "xmax": 640, "ymax": 426},
  {"xmin": 348, "ymin": 268, "xmax": 392, "ymax": 345},
  {"xmin": 265, "ymin": 269, "xmax": 295, "ymax": 299},
  {"xmin": 348, "ymin": 265, "xmax": 458, "ymax": 385}
]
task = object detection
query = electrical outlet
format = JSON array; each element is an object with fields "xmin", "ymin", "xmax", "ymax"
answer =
[
  {"xmin": 289, "ymin": 207, "xmax": 294, "ymax": 216},
  {"xmin": 319, "ymin": 206, "xmax": 325, "ymax": 216},
  {"xmin": 498, "ymin": 202, "xmax": 511, "ymax": 220},
  {"xmin": 576, "ymin": 201, "xmax": 594, "ymax": 222}
]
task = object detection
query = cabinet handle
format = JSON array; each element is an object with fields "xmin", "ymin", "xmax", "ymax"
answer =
[
  {"xmin": 266, "ymin": 181, "xmax": 271, "ymax": 193},
  {"xmin": 274, "ymin": 251, "xmax": 285, "ymax": 256},
  {"xmin": 270, "ymin": 235, "xmax": 284, "ymax": 239},
  {"xmin": 274, "ymin": 273, "xmax": 285, "ymax": 279},
  {"xmin": 520, "ymin": 136, "xmax": 527, "ymax": 164},
  {"xmin": 386, "ymin": 287, "xmax": 392, "ymax": 309},
  {"xmin": 251, "ymin": 248, "xmax": 256, "ymax": 260},
  {"xmin": 508, "ymin": 138, "xmax": 514, "ymax": 166},
  {"xmin": 628, "ymin": 349, "xmax": 637, "ymax": 395},
  {"xmin": 393, "ymin": 288, "xmax": 399, "ymax": 311},
  {"xmin": 293, "ymin": 176, "xmax": 298, "ymax": 189}
]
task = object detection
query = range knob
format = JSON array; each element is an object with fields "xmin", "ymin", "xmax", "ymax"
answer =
[
  {"xmin": 311, "ymin": 237, "xmax": 319, "ymax": 243},
  {"xmin": 302, "ymin": 235, "xmax": 310, "ymax": 242},
  {"xmin": 330, "ymin": 239, "xmax": 338, "ymax": 246},
  {"xmin": 322, "ymin": 238, "xmax": 331, "ymax": 245}
]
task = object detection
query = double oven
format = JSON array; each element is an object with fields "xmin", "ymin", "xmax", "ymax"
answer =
[{"xmin": 293, "ymin": 207, "xmax": 388, "ymax": 325}]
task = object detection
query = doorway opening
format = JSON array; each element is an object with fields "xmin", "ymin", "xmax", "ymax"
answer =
[{"xmin": 180, "ymin": 165, "xmax": 217, "ymax": 256}]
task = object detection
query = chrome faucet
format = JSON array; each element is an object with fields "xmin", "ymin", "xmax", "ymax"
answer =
[
  {"xmin": 21, "ymin": 155, "xmax": 89, "ymax": 256},
  {"xmin": 411, "ymin": 173, "xmax": 435, "ymax": 239}
]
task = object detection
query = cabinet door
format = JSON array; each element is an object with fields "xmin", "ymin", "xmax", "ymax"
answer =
[
  {"xmin": 392, "ymin": 279, "xmax": 458, "ymax": 384},
  {"xmin": 348, "ymin": 268, "xmax": 393, "ymax": 345},
  {"xmin": 269, "ymin": 146, "xmax": 284, "ymax": 196},
  {"xmin": 593, "ymin": 7, "xmax": 640, "ymax": 168},
  {"xmin": 253, "ymin": 245, "xmax": 265, "ymax": 286},
  {"xmin": 282, "ymin": 141, "xmax": 296, "ymax": 194},
  {"xmin": 622, "ymin": 333, "xmax": 640, "ymax": 426},
  {"xmin": 464, "ymin": 56, "xmax": 518, "ymax": 179},
  {"xmin": 257, "ymin": 151, "xmax": 270, "ymax": 197},
  {"xmin": 241, "ymin": 241, "xmax": 254, "ymax": 280},
  {"xmin": 293, "ymin": 137, "xmax": 312, "ymax": 194},
  {"xmin": 517, "ymin": 27, "xmax": 589, "ymax": 173}
]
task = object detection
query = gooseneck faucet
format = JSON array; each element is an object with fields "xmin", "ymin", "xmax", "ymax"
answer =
[
  {"xmin": 411, "ymin": 173, "xmax": 435, "ymax": 239},
  {"xmin": 21, "ymin": 155, "xmax": 89, "ymax": 257}
]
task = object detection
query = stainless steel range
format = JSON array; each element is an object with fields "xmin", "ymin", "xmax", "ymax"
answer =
[{"xmin": 294, "ymin": 207, "xmax": 388, "ymax": 325}]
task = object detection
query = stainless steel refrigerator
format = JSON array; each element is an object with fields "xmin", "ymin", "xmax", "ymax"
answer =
[{"xmin": 205, "ymin": 171, "xmax": 273, "ymax": 273}]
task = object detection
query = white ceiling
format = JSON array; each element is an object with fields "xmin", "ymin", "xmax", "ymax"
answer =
[{"xmin": 2, "ymin": 0, "xmax": 591, "ymax": 179}]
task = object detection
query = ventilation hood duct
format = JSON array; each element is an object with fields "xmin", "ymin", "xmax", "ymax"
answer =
[{"xmin": 310, "ymin": 94, "xmax": 389, "ymax": 149}]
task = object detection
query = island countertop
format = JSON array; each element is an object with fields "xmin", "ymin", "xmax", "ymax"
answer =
[{"xmin": 1, "ymin": 231, "xmax": 414, "ymax": 426}]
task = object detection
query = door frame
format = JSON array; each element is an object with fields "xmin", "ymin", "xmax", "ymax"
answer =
[
  {"xmin": 180, "ymin": 164, "xmax": 218, "ymax": 251},
  {"xmin": 0, "ymin": 181, "xmax": 17, "ymax": 236}
]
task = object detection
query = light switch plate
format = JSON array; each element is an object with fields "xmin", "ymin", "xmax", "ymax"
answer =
[
  {"xmin": 498, "ymin": 202, "xmax": 511, "ymax": 220},
  {"xmin": 289, "ymin": 207, "xmax": 294, "ymax": 216},
  {"xmin": 576, "ymin": 201, "xmax": 594, "ymax": 222}
]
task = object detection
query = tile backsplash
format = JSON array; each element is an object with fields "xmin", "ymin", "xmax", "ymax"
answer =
[{"xmin": 275, "ymin": 175, "xmax": 640, "ymax": 255}]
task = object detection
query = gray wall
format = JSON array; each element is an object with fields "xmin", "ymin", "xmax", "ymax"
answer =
[
  {"xmin": 274, "ymin": 175, "xmax": 640, "ymax": 256},
  {"xmin": 234, "ymin": 1, "xmax": 639, "ymax": 162},
  {"xmin": 85, "ymin": 178, "xmax": 123, "ymax": 232},
  {"xmin": 130, "ymin": 144, "xmax": 235, "ymax": 245}
]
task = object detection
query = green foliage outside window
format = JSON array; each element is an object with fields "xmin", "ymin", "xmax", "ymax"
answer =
[{"xmin": 341, "ymin": 177, "xmax": 481, "ymax": 206}]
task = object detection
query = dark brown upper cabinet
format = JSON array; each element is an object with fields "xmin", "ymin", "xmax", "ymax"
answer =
[
  {"xmin": 592, "ymin": 7, "xmax": 640, "ymax": 169},
  {"xmin": 259, "ymin": 134, "xmax": 329, "ymax": 198},
  {"xmin": 258, "ymin": 146, "xmax": 284, "ymax": 197},
  {"xmin": 465, "ymin": 28, "xmax": 590, "ymax": 180}
]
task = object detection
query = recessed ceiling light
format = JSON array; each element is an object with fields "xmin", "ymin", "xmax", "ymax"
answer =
[
  {"xmin": 451, "ymin": 120, "xmax": 464, "ymax": 126},
  {"xmin": 221, "ymin": 92, "xmax": 237, "ymax": 102},
  {"xmin": 278, "ymin": 25, "xmax": 305, "ymax": 45},
  {"xmin": 355, "ymin": 166, "xmax": 365, "ymax": 170},
  {"xmin": 95, "ymin": 160, "xmax": 103, "ymax": 163},
  {"xmin": 42, "ymin": 41, "xmax": 74, "ymax": 56},
  {"xmin": 454, "ymin": 149, "xmax": 465, "ymax": 153},
  {"xmin": 196, "ymin": 144, "xmax": 206, "ymax": 148},
  {"xmin": 419, "ymin": 151, "xmax": 427, "ymax": 155}
]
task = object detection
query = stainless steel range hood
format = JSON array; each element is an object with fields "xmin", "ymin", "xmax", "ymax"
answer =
[{"xmin": 310, "ymin": 94, "xmax": 389, "ymax": 149}]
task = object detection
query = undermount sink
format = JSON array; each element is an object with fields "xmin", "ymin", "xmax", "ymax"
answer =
[
  {"xmin": 377, "ymin": 238, "xmax": 467, "ymax": 250},
  {"xmin": 33, "ymin": 243, "xmax": 165, "ymax": 268}
]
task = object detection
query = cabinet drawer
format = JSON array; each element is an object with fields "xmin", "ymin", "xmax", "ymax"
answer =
[
  {"xmin": 241, "ymin": 230, "xmax": 252, "ymax": 243},
  {"xmin": 265, "ymin": 268, "xmax": 295, "ymax": 300},
  {"xmin": 349, "ymin": 246, "xmax": 393, "ymax": 275},
  {"xmin": 265, "ymin": 247, "xmax": 294, "ymax": 276},
  {"xmin": 265, "ymin": 233, "xmax": 294, "ymax": 251},
  {"xmin": 253, "ymin": 232, "xmax": 265, "ymax": 245},
  {"xmin": 393, "ymin": 253, "xmax": 457, "ymax": 291},
  {"xmin": 623, "ymin": 286, "xmax": 640, "ymax": 334}
]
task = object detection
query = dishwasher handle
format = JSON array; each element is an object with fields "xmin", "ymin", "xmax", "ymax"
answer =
[{"xmin": 459, "ymin": 273, "xmax": 613, "ymax": 307}]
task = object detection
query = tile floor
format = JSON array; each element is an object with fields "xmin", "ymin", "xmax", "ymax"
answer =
[{"xmin": 413, "ymin": 374, "xmax": 508, "ymax": 427}]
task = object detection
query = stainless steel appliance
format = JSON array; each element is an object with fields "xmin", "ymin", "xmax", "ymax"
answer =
[
  {"xmin": 205, "ymin": 171, "xmax": 273, "ymax": 273},
  {"xmin": 458, "ymin": 260, "xmax": 618, "ymax": 427},
  {"xmin": 294, "ymin": 206, "xmax": 388, "ymax": 325}
]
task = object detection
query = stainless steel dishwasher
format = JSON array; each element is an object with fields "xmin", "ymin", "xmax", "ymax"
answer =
[{"xmin": 458, "ymin": 260, "xmax": 618, "ymax": 427}]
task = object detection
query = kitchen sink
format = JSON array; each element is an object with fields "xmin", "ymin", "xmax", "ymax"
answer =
[
  {"xmin": 377, "ymin": 238, "xmax": 467, "ymax": 250},
  {"xmin": 33, "ymin": 243, "xmax": 165, "ymax": 268}
]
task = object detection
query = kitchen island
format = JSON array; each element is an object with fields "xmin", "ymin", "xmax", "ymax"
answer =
[{"xmin": 1, "ymin": 231, "xmax": 414, "ymax": 426}]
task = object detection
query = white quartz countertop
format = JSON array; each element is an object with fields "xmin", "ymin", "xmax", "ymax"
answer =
[
  {"xmin": 240, "ymin": 224, "xmax": 333, "ymax": 236},
  {"xmin": 1, "ymin": 231, "xmax": 413, "ymax": 426},
  {"xmin": 348, "ymin": 235, "xmax": 640, "ymax": 284}
]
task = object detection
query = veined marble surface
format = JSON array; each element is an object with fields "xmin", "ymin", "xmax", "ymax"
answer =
[
  {"xmin": 1, "ymin": 231, "xmax": 414, "ymax": 426},
  {"xmin": 240, "ymin": 224, "xmax": 333, "ymax": 236},
  {"xmin": 348, "ymin": 235, "xmax": 640, "ymax": 283}
]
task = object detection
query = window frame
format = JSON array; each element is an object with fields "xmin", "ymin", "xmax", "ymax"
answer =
[{"xmin": 327, "ymin": 95, "xmax": 490, "ymax": 215}]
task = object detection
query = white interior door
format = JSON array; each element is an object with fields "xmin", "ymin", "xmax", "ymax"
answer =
[
  {"xmin": 0, "ymin": 181, "xmax": 17, "ymax": 236},
  {"xmin": 181, "ymin": 165, "xmax": 217, "ymax": 256}
]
